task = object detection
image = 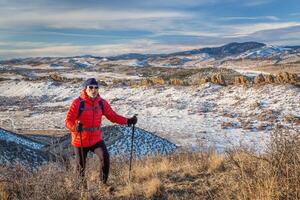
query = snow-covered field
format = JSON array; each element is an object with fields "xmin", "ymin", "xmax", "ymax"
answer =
[{"xmin": 1, "ymin": 77, "xmax": 299, "ymax": 153}]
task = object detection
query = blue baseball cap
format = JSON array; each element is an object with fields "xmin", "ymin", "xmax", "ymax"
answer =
[{"xmin": 84, "ymin": 78, "xmax": 98, "ymax": 87}]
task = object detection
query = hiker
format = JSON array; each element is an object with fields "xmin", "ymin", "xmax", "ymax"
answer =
[{"xmin": 65, "ymin": 78, "xmax": 137, "ymax": 185}]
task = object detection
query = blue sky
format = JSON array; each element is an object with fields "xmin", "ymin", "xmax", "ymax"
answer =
[{"xmin": 0, "ymin": 0, "xmax": 299, "ymax": 59}]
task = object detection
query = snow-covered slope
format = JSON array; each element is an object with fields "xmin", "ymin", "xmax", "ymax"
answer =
[
  {"xmin": 0, "ymin": 125, "xmax": 177, "ymax": 167},
  {"xmin": 1, "ymin": 79, "xmax": 299, "ymax": 153},
  {"xmin": 106, "ymin": 126, "xmax": 177, "ymax": 157},
  {"xmin": 237, "ymin": 45, "xmax": 292, "ymax": 59},
  {"xmin": 128, "ymin": 59, "xmax": 149, "ymax": 67},
  {"xmin": 0, "ymin": 128, "xmax": 45, "ymax": 150},
  {"xmin": 0, "ymin": 128, "xmax": 49, "ymax": 167}
]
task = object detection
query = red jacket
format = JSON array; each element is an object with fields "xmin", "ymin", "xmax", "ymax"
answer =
[{"xmin": 65, "ymin": 89, "xmax": 128, "ymax": 147}]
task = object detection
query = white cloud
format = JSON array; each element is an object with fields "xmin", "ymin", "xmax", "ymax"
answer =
[
  {"xmin": 0, "ymin": 41, "xmax": 71, "ymax": 48},
  {"xmin": 228, "ymin": 22, "xmax": 300, "ymax": 37},
  {"xmin": 153, "ymin": 30, "xmax": 221, "ymax": 37},
  {"xmin": 266, "ymin": 16, "xmax": 280, "ymax": 21},
  {"xmin": 0, "ymin": 8, "xmax": 190, "ymax": 30},
  {"xmin": 221, "ymin": 16, "xmax": 279, "ymax": 21}
]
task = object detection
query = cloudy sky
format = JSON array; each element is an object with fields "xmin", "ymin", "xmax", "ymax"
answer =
[{"xmin": 0, "ymin": 0, "xmax": 299, "ymax": 59}]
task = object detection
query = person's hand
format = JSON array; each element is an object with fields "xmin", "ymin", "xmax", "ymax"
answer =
[
  {"xmin": 76, "ymin": 122, "xmax": 83, "ymax": 132},
  {"xmin": 127, "ymin": 115, "xmax": 137, "ymax": 127}
]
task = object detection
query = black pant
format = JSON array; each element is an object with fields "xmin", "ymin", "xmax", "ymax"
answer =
[{"xmin": 74, "ymin": 140, "xmax": 110, "ymax": 184}]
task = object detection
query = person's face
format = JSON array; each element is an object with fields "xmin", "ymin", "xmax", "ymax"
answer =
[{"xmin": 86, "ymin": 85, "xmax": 99, "ymax": 98}]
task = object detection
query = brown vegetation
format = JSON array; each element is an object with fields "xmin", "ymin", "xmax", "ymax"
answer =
[
  {"xmin": 221, "ymin": 121, "xmax": 237, "ymax": 129},
  {"xmin": 1, "ymin": 129, "xmax": 299, "ymax": 200},
  {"xmin": 284, "ymin": 114, "xmax": 300, "ymax": 125}
]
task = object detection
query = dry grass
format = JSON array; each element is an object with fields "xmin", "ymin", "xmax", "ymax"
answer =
[
  {"xmin": 284, "ymin": 114, "xmax": 300, "ymax": 125},
  {"xmin": 1, "ymin": 129, "xmax": 299, "ymax": 200}
]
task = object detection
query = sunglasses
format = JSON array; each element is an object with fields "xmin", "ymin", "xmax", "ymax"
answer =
[{"xmin": 87, "ymin": 85, "xmax": 99, "ymax": 89}]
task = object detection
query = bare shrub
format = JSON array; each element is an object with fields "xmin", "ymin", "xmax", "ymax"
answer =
[
  {"xmin": 221, "ymin": 121, "xmax": 236, "ymax": 129},
  {"xmin": 207, "ymin": 152, "xmax": 225, "ymax": 173},
  {"xmin": 284, "ymin": 114, "xmax": 300, "ymax": 125},
  {"xmin": 0, "ymin": 181, "xmax": 9, "ymax": 200},
  {"xmin": 112, "ymin": 79, "xmax": 130, "ymax": 86},
  {"xmin": 267, "ymin": 129, "xmax": 300, "ymax": 199},
  {"xmin": 49, "ymin": 73, "xmax": 66, "ymax": 82},
  {"xmin": 256, "ymin": 109, "xmax": 280, "ymax": 123}
]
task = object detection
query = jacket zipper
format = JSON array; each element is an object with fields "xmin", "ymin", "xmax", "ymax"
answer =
[{"xmin": 91, "ymin": 99, "xmax": 95, "ymax": 146}]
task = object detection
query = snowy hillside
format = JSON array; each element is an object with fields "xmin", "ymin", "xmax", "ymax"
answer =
[
  {"xmin": 0, "ymin": 41, "xmax": 299, "ymax": 167},
  {"xmin": 0, "ymin": 78, "xmax": 299, "ymax": 154},
  {"xmin": 0, "ymin": 125, "xmax": 176, "ymax": 167},
  {"xmin": 0, "ymin": 128, "xmax": 49, "ymax": 167},
  {"xmin": 105, "ymin": 126, "xmax": 177, "ymax": 156},
  {"xmin": 237, "ymin": 45, "xmax": 292, "ymax": 59}
]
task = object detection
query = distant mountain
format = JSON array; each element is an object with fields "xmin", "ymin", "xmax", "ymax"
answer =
[
  {"xmin": 109, "ymin": 53, "xmax": 152, "ymax": 61},
  {"xmin": 1, "ymin": 42, "xmax": 300, "ymax": 66},
  {"xmin": 107, "ymin": 42, "xmax": 266, "ymax": 60},
  {"xmin": 170, "ymin": 42, "xmax": 266, "ymax": 58},
  {"xmin": 284, "ymin": 45, "xmax": 300, "ymax": 50}
]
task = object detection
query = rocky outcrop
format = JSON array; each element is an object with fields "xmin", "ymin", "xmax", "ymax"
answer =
[
  {"xmin": 169, "ymin": 78, "xmax": 183, "ymax": 86},
  {"xmin": 263, "ymin": 74, "xmax": 276, "ymax": 83},
  {"xmin": 234, "ymin": 75, "xmax": 250, "ymax": 85},
  {"xmin": 275, "ymin": 72, "xmax": 299, "ymax": 84},
  {"xmin": 150, "ymin": 77, "xmax": 165, "ymax": 85},
  {"xmin": 254, "ymin": 74, "xmax": 265, "ymax": 84},
  {"xmin": 201, "ymin": 76, "xmax": 211, "ymax": 84},
  {"xmin": 211, "ymin": 74, "xmax": 226, "ymax": 85},
  {"xmin": 249, "ymin": 72, "xmax": 299, "ymax": 86}
]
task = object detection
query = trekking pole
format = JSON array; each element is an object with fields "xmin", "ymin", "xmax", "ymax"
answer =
[
  {"xmin": 78, "ymin": 122, "xmax": 85, "ymax": 177},
  {"xmin": 128, "ymin": 116, "xmax": 137, "ymax": 180}
]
